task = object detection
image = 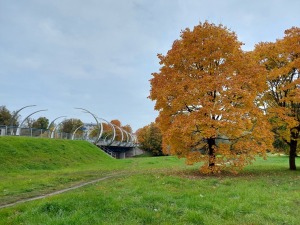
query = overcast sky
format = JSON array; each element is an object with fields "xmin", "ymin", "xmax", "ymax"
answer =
[{"xmin": 1, "ymin": 0, "xmax": 300, "ymax": 131}]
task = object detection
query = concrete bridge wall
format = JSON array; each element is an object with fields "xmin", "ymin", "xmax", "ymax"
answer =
[{"xmin": 98, "ymin": 146, "xmax": 144, "ymax": 159}]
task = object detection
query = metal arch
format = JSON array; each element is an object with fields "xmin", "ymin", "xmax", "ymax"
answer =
[
  {"xmin": 15, "ymin": 109, "xmax": 48, "ymax": 135},
  {"xmin": 122, "ymin": 130, "xmax": 130, "ymax": 146},
  {"xmin": 10, "ymin": 105, "xmax": 36, "ymax": 135},
  {"xmin": 92, "ymin": 118, "xmax": 105, "ymax": 144},
  {"xmin": 50, "ymin": 120, "xmax": 65, "ymax": 138},
  {"xmin": 48, "ymin": 116, "xmax": 67, "ymax": 138},
  {"xmin": 47, "ymin": 116, "xmax": 67, "ymax": 130},
  {"xmin": 98, "ymin": 121, "xmax": 104, "ymax": 143},
  {"xmin": 107, "ymin": 122, "xmax": 116, "ymax": 145},
  {"xmin": 81, "ymin": 123, "xmax": 94, "ymax": 141},
  {"xmin": 71, "ymin": 124, "xmax": 84, "ymax": 140},
  {"xmin": 111, "ymin": 124, "xmax": 136, "ymax": 147},
  {"xmin": 75, "ymin": 108, "xmax": 101, "ymax": 144},
  {"xmin": 85, "ymin": 122, "xmax": 103, "ymax": 143},
  {"xmin": 124, "ymin": 130, "xmax": 130, "ymax": 142},
  {"xmin": 128, "ymin": 133, "xmax": 135, "ymax": 147},
  {"xmin": 132, "ymin": 134, "xmax": 138, "ymax": 146},
  {"xmin": 97, "ymin": 117, "xmax": 116, "ymax": 146},
  {"xmin": 75, "ymin": 108, "xmax": 99, "ymax": 127},
  {"xmin": 112, "ymin": 124, "xmax": 124, "ymax": 146}
]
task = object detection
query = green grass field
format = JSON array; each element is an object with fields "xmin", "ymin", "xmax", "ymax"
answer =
[{"xmin": 0, "ymin": 136, "xmax": 300, "ymax": 224}]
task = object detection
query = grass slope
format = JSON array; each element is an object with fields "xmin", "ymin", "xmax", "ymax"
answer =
[
  {"xmin": 0, "ymin": 136, "xmax": 114, "ymax": 171},
  {"xmin": 0, "ymin": 136, "xmax": 123, "ymax": 205}
]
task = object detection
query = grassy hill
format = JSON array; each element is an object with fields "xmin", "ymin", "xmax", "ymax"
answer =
[
  {"xmin": 0, "ymin": 136, "xmax": 185, "ymax": 207},
  {"xmin": 0, "ymin": 136, "xmax": 124, "ymax": 205},
  {"xmin": 0, "ymin": 136, "xmax": 114, "ymax": 172},
  {"xmin": 1, "ymin": 137, "xmax": 300, "ymax": 224}
]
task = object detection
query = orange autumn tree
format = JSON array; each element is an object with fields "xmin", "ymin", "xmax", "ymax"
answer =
[
  {"xmin": 149, "ymin": 22, "xmax": 273, "ymax": 174},
  {"xmin": 122, "ymin": 124, "xmax": 133, "ymax": 134},
  {"xmin": 136, "ymin": 122, "xmax": 163, "ymax": 156},
  {"xmin": 253, "ymin": 27, "xmax": 300, "ymax": 170}
]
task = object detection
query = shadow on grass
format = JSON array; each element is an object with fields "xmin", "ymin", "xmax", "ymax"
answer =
[
  {"xmin": 154, "ymin": 154, "xmax": 300, "ymax": 180},
  {"xmin": 167, "ymin": 163, "xmax": 300, "ymax": 180}
]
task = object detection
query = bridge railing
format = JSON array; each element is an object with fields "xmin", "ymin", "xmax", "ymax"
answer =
[
  {"xmin": 0, "ymin": 125, "xmax": 138, "ymax": 147},
  {"xmin": 0, "ymin": 125, "xmax": 72, "ymax": 140}
]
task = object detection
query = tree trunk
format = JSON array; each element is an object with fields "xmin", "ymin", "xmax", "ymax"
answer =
[
  {"xmin": 289, "ymin": 127, "xmax": 299, "ymax": 171},
  {"xmin": 208, "ymin": 138, "xmax": 216, "ymax": 168},
  {"xmin": 289, "ymin": 139, "xmax": 297, "ymax": 170}
]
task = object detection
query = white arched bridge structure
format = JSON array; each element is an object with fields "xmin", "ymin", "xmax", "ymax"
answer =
[
  {"xmin": 76, "ymin": 122, "xmax": 137, "ymax": 147},
  {"xmin": 73, "ymin": 108, "xmax": 139, "ymax": 159},
  {"xmin": 0, "ymin": 106, "xmax": 140, "ymax": 159},
  {"xmin": 71, "ymin": 121, "xmax": 138, "ymax": 159}
]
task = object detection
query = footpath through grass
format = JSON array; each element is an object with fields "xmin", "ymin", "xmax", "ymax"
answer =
[
  {"xmin": 1, "ymin": 137, "xmax": 300, "ymax": 224},
  {"xmin": 0, "ymin": 136, "xmax": 124, "ymax": 206},
  {"xmin": 0, "ymin": 136, "xmax": 187, "ymax": 206}
]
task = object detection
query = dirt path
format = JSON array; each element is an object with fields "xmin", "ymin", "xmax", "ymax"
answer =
[{"xmin": 0, "ymin": 174, "xmax": 121, "ymax": 209}]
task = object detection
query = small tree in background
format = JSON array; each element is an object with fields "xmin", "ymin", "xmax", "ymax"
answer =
[
  {"xmin": 0, "ymin": 106, "xmax": 12, "ymax": 125},
  {"xmin": 122, "ymin": 124, "xmax": 133, "ymax": 134},
  {"xmin": 110, "ymin": 119, "xmax": 121, "ymax": 127},
  {"xmin": 32, "ymin": 117, "xmax": 49, "ymax": 130},
  {"xmin": 23, "ymin": 117, "xmax": 35, "ymax": 128},
  {"xmin": 61, "ymin": 119, "xmax": 84, "ymax": 134},
  {"xmin": 0, "ymin": 105, "xmax": 18, "ymax": 126},
  {"xmin": 136, "ymin": 122, "xmax": 163, "ymax": 156}
]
